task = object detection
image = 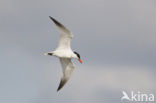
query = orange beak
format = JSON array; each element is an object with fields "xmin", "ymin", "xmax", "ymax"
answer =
[{"xmin": 78, "ymin": 58, "xmax": 82, "ymax": 63}]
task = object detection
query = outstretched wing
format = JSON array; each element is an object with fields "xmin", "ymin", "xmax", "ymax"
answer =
[
  {"xmin": 49, "ymin": 16, "xmax": 73, "ymax": 49},
  {"xmin": 58, "ymin": 58, "xmax": 75, "ymax": 91}
]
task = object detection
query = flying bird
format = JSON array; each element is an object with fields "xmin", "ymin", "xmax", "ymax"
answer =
[{"xmin": 44, "ymin": 16, "xmax": 82, "ymax": 91}]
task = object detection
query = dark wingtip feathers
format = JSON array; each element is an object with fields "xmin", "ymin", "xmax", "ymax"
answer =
[
  {"xmin": 57, "ymin": 78, "xmax": 68, "ymax": 92},
  {"xmin": 49, "ymin": 16, "xmax": 55, "ymax": 21},
  {"xmin": 49, "ymin": 16, "xmax": 64, "ymax": 28},
  {"xmin": 49, "ymin": 16, "xmax": 57, "ymax": 24}
]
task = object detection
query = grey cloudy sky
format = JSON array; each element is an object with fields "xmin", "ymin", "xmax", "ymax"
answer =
[{"xmin": 0, "ymin": 0, "xmax": 156, "ymax": 103}]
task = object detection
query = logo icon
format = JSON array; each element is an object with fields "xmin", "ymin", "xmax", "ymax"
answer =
[{"xmin": 121, "ymin": 91, "xmax": 130, "ymax": 101}]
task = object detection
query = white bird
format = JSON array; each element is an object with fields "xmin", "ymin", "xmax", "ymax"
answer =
[{"xmin": 44, "ymin": 16, "xmax": 82, "ymax": 91}]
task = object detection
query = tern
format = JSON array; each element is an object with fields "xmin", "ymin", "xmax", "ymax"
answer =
[{"xmin": 44, "ymin": 16, "xmax": 82, "ymax": 91}]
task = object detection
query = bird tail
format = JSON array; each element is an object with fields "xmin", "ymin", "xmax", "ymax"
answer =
[{"xmin": 44, "ymin": 52, "xmax": 53, "ymax": 56}]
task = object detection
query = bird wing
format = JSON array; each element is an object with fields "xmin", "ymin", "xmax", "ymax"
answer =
[
  {"xmin": 57, "ymin": 58, "xmax": 75, "ymax": 91},
  {"xmin": 49, "ymin": 16, "xmax": 73, "ymax": 49}
]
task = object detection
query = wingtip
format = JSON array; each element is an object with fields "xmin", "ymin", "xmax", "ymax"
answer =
[
  {"xmin": 57, "ymin": 83, "xmax": 63, "ymax": 92},
  {"xmin": 49, "ymin": 16, "xmax": 66, "ymax": 29},
  {"xmin": 49, "ymin": 16, "xmax": 55, "ymax": 21},
  {"xmin": 57, "ymin": 85, "xmax": 60, "ymax": 91},
  {"xmin": 49, "ymin": 16, "xmax": 52, "ymax": 19},
  {"xmin": 57, "ymin": 78, "xmax": 68, "ymax": 92}
]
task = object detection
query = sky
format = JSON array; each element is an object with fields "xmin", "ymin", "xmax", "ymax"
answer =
[{"xmin": 0, "ymin": 0, "xmax": 156, "ymax": 103}]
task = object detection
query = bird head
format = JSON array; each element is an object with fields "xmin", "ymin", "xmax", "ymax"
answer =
[{"xmin": 74, "ymin": 51, "xmax": 82, "ymax": 63}]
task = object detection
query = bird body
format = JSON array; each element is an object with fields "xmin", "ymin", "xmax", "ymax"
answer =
[
  {"xmin": 44, "ymin": 16, "xmax": 82, "ymax": 91},
  {"xmin": 49, "ymin": 48, "xmax": 77, "ymax": 58}
]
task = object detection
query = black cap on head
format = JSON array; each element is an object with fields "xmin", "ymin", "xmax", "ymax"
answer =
[{"xmin": 74, "ymin": 51, "xmax": 80, "ymax": 58}]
